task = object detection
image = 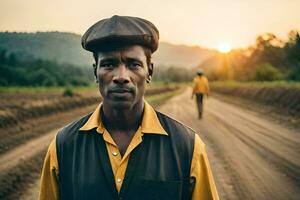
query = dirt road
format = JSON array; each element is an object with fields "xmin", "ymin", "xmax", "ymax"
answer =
[
  {"xmin": 4, "ymin": 88, "xmax": 300, "ymax": 199},
  {"xmin": 159, "ymin": 88, "xmax": 300, "ymax": 200}
]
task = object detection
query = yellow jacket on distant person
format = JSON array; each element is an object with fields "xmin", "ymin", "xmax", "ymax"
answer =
[{"xmin": 192, "ymin": 75, "xmax": 210, "ymax": 96}]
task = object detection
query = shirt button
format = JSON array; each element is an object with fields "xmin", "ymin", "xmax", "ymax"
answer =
[
  {"xmin": 112, "ymin": 152, "xmax": 118, "ymax": 156},
  {"xmin": 117, "ymin": 178, "xmax": 122, "ymax": 183}
]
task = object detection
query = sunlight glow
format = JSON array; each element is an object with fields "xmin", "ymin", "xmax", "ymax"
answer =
[{"xmin": 218, "ymin": 42, "xmax": 232, "ymax": 53}]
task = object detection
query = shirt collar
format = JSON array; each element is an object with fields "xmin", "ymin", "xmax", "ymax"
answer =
[{"xmin": 79, "ymin": 101, "xmax": 168, "ymax": 136}]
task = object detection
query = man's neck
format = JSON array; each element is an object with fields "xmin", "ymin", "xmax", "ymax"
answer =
[{"xmin": 102, "ymin": 100, "xmax": 144, "ymax": 133}]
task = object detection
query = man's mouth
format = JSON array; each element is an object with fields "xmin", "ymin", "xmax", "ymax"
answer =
[
  {"xmin": 110, "ymin": 88, "xmax": 132, "ymax": 93},
  {"xmin": 108, "ymin": 88, "xmax": 133, "ymax": 98}
]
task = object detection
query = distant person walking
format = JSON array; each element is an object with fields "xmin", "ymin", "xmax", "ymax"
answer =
[{"xmin": 192, "ymin": 69, "xmax": 209, "ymax": 119}]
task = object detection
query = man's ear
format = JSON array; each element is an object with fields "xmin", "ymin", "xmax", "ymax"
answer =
[
  {"xmin": 147, "ymin": 63, "xmax": 154, "ymax": 82},
  {"xmin": 93, "ymin": 63, "xmax": 98, "ymax": 82}
]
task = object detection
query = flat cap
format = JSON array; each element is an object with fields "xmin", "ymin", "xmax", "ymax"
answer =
[{"xmin": 81, "ymin": 15, "xmax": 159, "ymax": 53}]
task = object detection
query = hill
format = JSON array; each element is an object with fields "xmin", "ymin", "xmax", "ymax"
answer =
[
  {"xmin": 153, "ymin": 42, "xmax": 213, "ymax": 68},
  {"xmin": 0, "ymin": 32, "xmax": 91, "ymax": 67},
  {"xmin": 0, "ymin": 32, "xmax": 213, "ymax": 68}
]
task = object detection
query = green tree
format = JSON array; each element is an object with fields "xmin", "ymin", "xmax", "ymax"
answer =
[
  {"xmin": 254, "ymin": 63, "xmax": 282, "ymax": 81},
  {"xmin": 0, "ymin": 49, "xmax": 7, "ymax": 64},
  {"xmin": 7, "ymin": 53, "xmax": 17, "ymax": 66}
]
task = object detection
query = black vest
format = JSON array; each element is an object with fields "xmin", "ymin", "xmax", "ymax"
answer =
[{"xmin": 56, "ymin": 111, "xmax": 195, "ymax": 200}]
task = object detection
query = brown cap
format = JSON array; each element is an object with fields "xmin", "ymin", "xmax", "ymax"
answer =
[{"xmin": 81, "ymin": 15, "xmax": 159, "ymax": 53}]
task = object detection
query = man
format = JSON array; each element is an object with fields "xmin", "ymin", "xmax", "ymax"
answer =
[
  {"xmin": 192, "ymin": 69, "xmax": 210, "ymax": 119},
  {"xmin": 39, "ymin": 15, "xmax": 219, "ymax": 200}
]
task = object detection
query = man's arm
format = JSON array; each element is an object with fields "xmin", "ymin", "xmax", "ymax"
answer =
[
  {"xmin": 204, "ymin": 77, "xmax": 210, "ymax": 97},
  {"xmin": 190, "ymin": 134, "xmax": 219, "ymax": 200},
  {"xmin": 39, "ymin": 138, "xmax": 59, "ymax": 200},
  {"xmin": 191, "ymin": 77, "xmax": 197, "ymax": 99}
]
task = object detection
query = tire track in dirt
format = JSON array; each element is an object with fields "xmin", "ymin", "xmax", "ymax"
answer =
[
  {"xmin": 0, "ymin": 104, "xmax": 99, "ymax": 155},
  {"xmin": 158, "ymin": 88, "xmax": 300, "ymax": 200},
  {"xmin": 0, "ymin": 149, "xmax": 46, "ymax": 199},
  {"xmin": 0, "ymin": 129, "xmax": 57, "ymax": 175},
  {"xmin": 207, "ymin": 111, "xmax": 300, "ymax": 184}
]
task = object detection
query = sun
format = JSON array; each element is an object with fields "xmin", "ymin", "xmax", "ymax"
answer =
[{"xmin": 218, "ymin": 42, "xmax": 232, "ymax": 53}]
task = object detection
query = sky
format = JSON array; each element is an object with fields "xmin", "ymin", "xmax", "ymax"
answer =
[{"xmin": 0, "ymin": 0, "xmax": 299, "ymax": 49}]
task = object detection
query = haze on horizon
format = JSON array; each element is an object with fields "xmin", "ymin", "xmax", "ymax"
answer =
[{"xmin": 0, "ymin": 0, "xmax": 299, "ymax": 49}]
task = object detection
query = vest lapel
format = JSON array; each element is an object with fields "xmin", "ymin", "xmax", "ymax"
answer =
[
  {"xmin": 97, "ymin": 133, "xmax": 119, "ymax": 197},
  {"xmin": 119, "ymin": 140, "xmax": 144, "ymax": 196}
]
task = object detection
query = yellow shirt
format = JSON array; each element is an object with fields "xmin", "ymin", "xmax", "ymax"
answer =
[
  {"xmin": 39, "ymin": 101, "xmax": 219, "ymax": 200},
  {"xmin": 192, "ymin": 75, "xmax": 210, "ymax": 95}
]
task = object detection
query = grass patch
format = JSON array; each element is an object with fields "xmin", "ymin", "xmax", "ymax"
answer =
[
  {"xmin": 210, "ymin": 80, "xmax": 300, "ymax": 119},
  {"xmin": 211, "ymin": 81, "xmax": 300, "ymax": 89},
  {"xmin": 0, "ymin": 81, "xmax": 186, "ymax": 94},
  {"xmin": 147, "ymin": 81, "xmax": 190, "ymax": 89},
  {"xmin": 146, "ymin": 88, "xmax": 182, "ymax": 108},
  {"xmin": 0, "ymin": 85, "xmax": 98, "ymax": 94}
]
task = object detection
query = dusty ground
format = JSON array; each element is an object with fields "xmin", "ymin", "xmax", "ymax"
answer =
[
  {"xmin": 1, "ymin": 87, "xmax": 300, "ymax": 199},
  {"xmin": 0, "ymin": 105, "xmax": 97, "ymax": 199},
  {"xmin": 159, "ymin": 88, "xmax": 300, "ymax": 200}
]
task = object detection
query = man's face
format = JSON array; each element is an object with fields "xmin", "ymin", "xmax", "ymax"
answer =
[{"xmin": 94, "ymin": 45, "xmax": 152, "ymax": 109}]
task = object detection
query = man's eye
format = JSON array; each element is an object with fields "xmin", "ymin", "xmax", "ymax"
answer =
[
  {"xmin": 129, "ymin": 63, "xmax": 141, "ymax": 69},
  {"xmin": 100, "ymin": 64, "xmax": 114, "ymax": 68}
]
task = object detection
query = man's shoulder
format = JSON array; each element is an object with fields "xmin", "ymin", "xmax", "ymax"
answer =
[
  {"xmin": 155, "ymin": 110, "xmax": 196, "ymax": 164},
  {"xmin": 56, "ymin": 112, "xmax": 93, "ymax": 143},
  {"xmin": 155, "ymin": 110, "xmax": 196, "ymax": 140},
  {"xmin": 202, "ymin": 76, "xmax": 208, "ymax": 82}
]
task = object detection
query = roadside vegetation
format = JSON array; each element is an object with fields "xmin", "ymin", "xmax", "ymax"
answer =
[
  {"xmin": 201, "ymin": 30, "xmax": 300, "ymax": 82},
  {"xmin": 211, "ymin": 81, "xmax": 300, "ymax": 89},
  {"xmin": 0, "ymin": 53, "xmax": 92, "ymax": 87},
  {"xmin": 198, "ymin": 30, "xmax": 300, "ymax": 124},
  {"xmin": 146, "ymin": 87, "xmax": 182, "ymax": 107},
  {"xmin": 211, "ymin": 81, "xmax": 300, "ymax": 120}
]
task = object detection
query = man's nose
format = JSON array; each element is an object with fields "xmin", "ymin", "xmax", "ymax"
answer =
[{"xmin": 112, "ymin": 64, "xmax": 130, "ymax": 84}]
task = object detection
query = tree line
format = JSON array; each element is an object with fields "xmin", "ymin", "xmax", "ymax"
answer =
[
  {"xmin": 206, "ymin": 30, "xmax": 300, "ymax": 81},
  {"xmin": 1, "ymin": 30, "xmax": 299, "ymax": 86},
  {"xmin": 0, "ymin": 49, "xmax": 93, "ymax": 87}
]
